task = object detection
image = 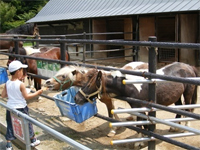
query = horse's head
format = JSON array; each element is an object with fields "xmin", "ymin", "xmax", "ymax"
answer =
[
  {"xmin": 43, "ymin": 66, "xmax": 81, "ymax": 91},
  {"xmin": 74, "ymin": 71, "xmax": 102, "ymax": 105},
  {"xmin": 7, "ymin": 47, "xmax": 16, "ymax": 66},
  {"xmin": 7, "ymin": 47, "xmax": 27, "ymax": 66},
  {"xmin": 33, "ymin": 23, "xmax": 40, "ymax": 37}
]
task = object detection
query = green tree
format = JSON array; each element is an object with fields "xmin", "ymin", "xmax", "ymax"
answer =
[
  {"xmin": 0, "ymin": 0, "xmax": 48, "ymax": 32},
  {"xmin": 0, "ymin": 1, "xmax": 17, "ymax": 32}
]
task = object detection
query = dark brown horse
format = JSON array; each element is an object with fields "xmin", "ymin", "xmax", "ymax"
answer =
[
  {"xmin": 0, "ymin": 23, "xmax": 39, "ymax": 49},
  {"xmin": 27, "ymin": 47, "xmax": 70, "ymax": 90},
  {"xmin": 74, "ymin": 62, "xmax": 199, "ymax": 137}
]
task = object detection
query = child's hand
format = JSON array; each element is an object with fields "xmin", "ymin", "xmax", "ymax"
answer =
[{"xmin": 37, "ymin": 89, "xmax": 43, "ymax": 95}]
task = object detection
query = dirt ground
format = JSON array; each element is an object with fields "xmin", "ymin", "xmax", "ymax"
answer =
[{"xmin": 0, "ymin": 54, "xmax": 199, "ymax": 150}]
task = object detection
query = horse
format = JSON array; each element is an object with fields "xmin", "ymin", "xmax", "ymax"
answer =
[
  {"xmin": 6, "ymin": 46, "xmax": 53, "ymax": 88},
  {"xmin": 0, "ymin": 23, "xmax": 39, "ymax": 49},
  {"xmin": 43, "ymin": 62, "xmax": 148, "ymax": 91},
  {"xmin": 27, "ymin": 47, "xmax": 70, "ymax": 90},
  {"xmin": 43, "ymin": 62, "xmax": 148, "ymax": 136},
  {"xmin": 74, "ymin": 62, "xmax": 199, "ymax": 140}
]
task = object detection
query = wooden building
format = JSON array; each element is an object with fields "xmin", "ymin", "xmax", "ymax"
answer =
[{"xmin": 27, "ymin": 0, "xmax": 200, "ymax": 66}]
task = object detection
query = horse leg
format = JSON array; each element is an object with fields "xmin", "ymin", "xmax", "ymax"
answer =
[
  {"xmin": 182, "ymin": 86, "xmax": 196, "ymax": 128},
  {"xmin": 169, "ymin": 98, "xmax": 183, "ymax": 132},
  {"xmin": 101, "ymin": 97, "xmax": 120, "ymax": 137},
  {"xmin": 27, "ymin": 76, "xmax": 34, "ymax": 88},
  {"xmin": 34, "ymin": 78, "xmax": 42, "ymax": 90},
  {"xmin": 134, "ymin": 113, "xmax": 148, "ymax": 148}
]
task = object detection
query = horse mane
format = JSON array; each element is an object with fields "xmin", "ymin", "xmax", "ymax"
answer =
[
  {"xmin": 86, "ymin": 69, "xmax": 109, "ymax": 100},
  {"xmin": 55, "ymin": 65, "xmax": 88, "ymax": 77},
  {"xmin": 5, "ymin": 23, "xmax": 35, "ymax": 35}
]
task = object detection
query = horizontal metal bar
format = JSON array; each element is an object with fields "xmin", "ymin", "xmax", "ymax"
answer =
[
  {"xmin": 111, "ymin": 104, "xmax": 200, "ymax": 114},
  {"xmin": 0, "ymin": 38, "xmax": 199, "ymax": 49},
  {"xmin": 109, "ymin": 117, "xmax": 195, "ymax": 127},
  {"xmin": 117, "ymin": 97, "xmax": 200, "ymax": 120},
  {"xmin": 130, "ymin": 112, "xmax": 200, "ymax": 135},
  {"xmin": 123, "ymin": 78, "xmax": 200, "ymax": 84},
  {"xmin": 1, "ymin": 50, "xmax": 200, "ymax": 85},
  {"xmin": 111, "ymin": 132, "xmax": 195, "ymax": 145}
]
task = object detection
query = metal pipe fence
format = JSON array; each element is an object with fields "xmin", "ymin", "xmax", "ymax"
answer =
[
  {"xmin": 95, "ymin": 113, "xmax": 199, "ymax": 150},
  {"xmin": 0, "ymin": 34, "xmax": 199, "ymax": 150},
  {"xmin": 0, "ymin": 100, "xmax": 91, "ymax": 150}
]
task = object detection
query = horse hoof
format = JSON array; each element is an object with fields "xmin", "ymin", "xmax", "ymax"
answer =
[
  {"xmin": 107, "ymin": 130, "xmax": 116, "ymax": 137},
  {"xmin": 169, "ymin": 127, "xmax": 185, "ymax": 133},
  {"xmin": 126, "ymin": 116, "xmax": 134, "ymax": 121},
  {"xmin": 134, "ymin": 142, "xmax": 145, "ymax": 148}
]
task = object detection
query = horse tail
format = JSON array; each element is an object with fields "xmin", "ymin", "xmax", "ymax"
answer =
[{"xmin": 191, "ymin": 66, "xmax": 199, "ymax": 111}]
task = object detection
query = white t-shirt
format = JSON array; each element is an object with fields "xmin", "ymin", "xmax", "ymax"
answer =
[{"xmin": 6, "ymin": 80, "xmax": 27, "ymax": 108}]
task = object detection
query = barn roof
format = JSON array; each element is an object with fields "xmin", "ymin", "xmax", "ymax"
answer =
[{"xmin": 27, "ymin": 0, "xmax": 200, "ymax": 23}]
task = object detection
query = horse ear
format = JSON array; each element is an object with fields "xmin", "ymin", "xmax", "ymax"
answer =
[
  {"xmin": 97, "ymin": 71, "xmax": 102, "ymax": 81},
  {"xmin": 72, "ymin": 70, "xmax": 76, "ymax": 75}
]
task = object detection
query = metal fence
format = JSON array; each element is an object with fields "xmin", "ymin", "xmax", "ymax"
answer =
[
  {"xmin": 0, "ymin": 99, "xmax": 91, "ymax": 150},
  {"xmin": 0, "ymin": 34, "xmax": 200, "ymax": 150}
]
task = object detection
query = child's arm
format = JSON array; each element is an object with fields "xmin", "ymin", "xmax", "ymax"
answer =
[
  {"xmin": 1, "ymin": 84, "xmax": 8, "ymax": 98},
  {"xmin": 20, "ymin": 82, "xmax": 43, "ymax": 100}
]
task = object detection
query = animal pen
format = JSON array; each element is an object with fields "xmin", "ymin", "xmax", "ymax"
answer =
[{"xmin": 0, "ymin": 34, "xmax": 200, "ymax": 150}]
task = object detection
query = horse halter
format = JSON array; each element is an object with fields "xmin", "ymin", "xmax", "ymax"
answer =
[
  {"xmin": 53, "ymin": 76, "xmax": 73, "ymax": 91},
  {"xmin": 78, "ymin": 81, "xmax": 102, "ymax": 104}
]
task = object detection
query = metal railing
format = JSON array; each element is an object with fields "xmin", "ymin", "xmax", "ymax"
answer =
[
  {"xmin": 0, "ymin": 34, "xmax": 200, "ymax": 150},
  {"xmin": 0, "ymin": 99, "xmax": 91, "ymax": 150}
]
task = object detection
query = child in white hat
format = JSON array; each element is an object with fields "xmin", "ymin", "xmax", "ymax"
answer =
[{"xmin": 1, "ymin": 60, "xmax": 43, "ymax": 150}]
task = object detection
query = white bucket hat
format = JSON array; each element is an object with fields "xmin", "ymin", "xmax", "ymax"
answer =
[{"xmin": 8, "ymin": 60, "xmax": 28, "ymax": 73}]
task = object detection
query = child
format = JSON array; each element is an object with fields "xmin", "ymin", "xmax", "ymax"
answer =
[{"xmin": 1, "ymin": 60, "xmax": 43, "ymax": 150}]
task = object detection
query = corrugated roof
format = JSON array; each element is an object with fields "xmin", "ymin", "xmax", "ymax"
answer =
[{"xmin": 27, "ymin": 0, "xmax": 200, "ymax": 23}]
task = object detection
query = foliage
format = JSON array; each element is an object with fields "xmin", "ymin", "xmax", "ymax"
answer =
[
  {"xmin": 0, "ymin": 0, "xmax": 48, "ymax": 33},
  {"xmin": 3, "ymin": 20, "xmax": 25, "ymax": 32},
  {"xmin": 0, "ymin": 1, "xmax": 16, "ymax": 27}
]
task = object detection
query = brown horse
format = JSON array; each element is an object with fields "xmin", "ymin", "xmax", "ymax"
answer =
[
  {"xmin": 0, "ymin": 23, "xmax": 39, "ymax": 49},
  {"xmin": 74, "ymin": 62, "xmax": 199, "ymax": 137},
  {"xmin": 43, "ymin": 62, "xmax": 148, "ymax": 136},
  {"xmin": 27, "ymin": 47, "xmax": 70, "ymax": 90},
  {"xmin": 6, "ymin": 46, "xmax": 50, "ymax": 86}
]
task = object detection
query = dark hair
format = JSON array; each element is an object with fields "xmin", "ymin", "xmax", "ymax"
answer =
[
  {"xmin": 10, "ymin": 71, "xmax": 17, "ymax": 75},
  {"xmin": 10, "ymin": 68, "xmax": 22, "ymax": 75}
]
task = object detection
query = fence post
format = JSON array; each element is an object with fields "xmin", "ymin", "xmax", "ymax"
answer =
[
  {"xmin": 60, "ymin": 36, "xmax": 66, "ymax": 68},
  {"xmin": 35, "ymin": 35, "xmax": 39, "ymax": 49},
  {"xmin": 83, "ymin": 32, "xmax": 86, "ymax": 64},
  {"xmin": 148, "ymin": 36, "xmax": 157, "ymax": 150},
  {"xmin": 14, "ymin": 36, "xmax": 19, "ymax": 60},
  {"xmin": 22, "ymin": 118, "xmax": 31, "ymax": 150}
]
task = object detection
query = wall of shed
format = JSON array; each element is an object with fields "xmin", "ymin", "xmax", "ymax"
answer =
[
  {"xmin": 92, "ymin": 19, "xmax": 107, "ymax": 58},
  {"xmin": 124, "ymin": 18, "xmax": 133, "ymax": 61},
  {"xmin": 179, "ymin": 14, "xmax": 198, "ymax": 65},
  {"xmin": 138, "ymin": 16, "xmax": 155, "ymax": 62}
]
